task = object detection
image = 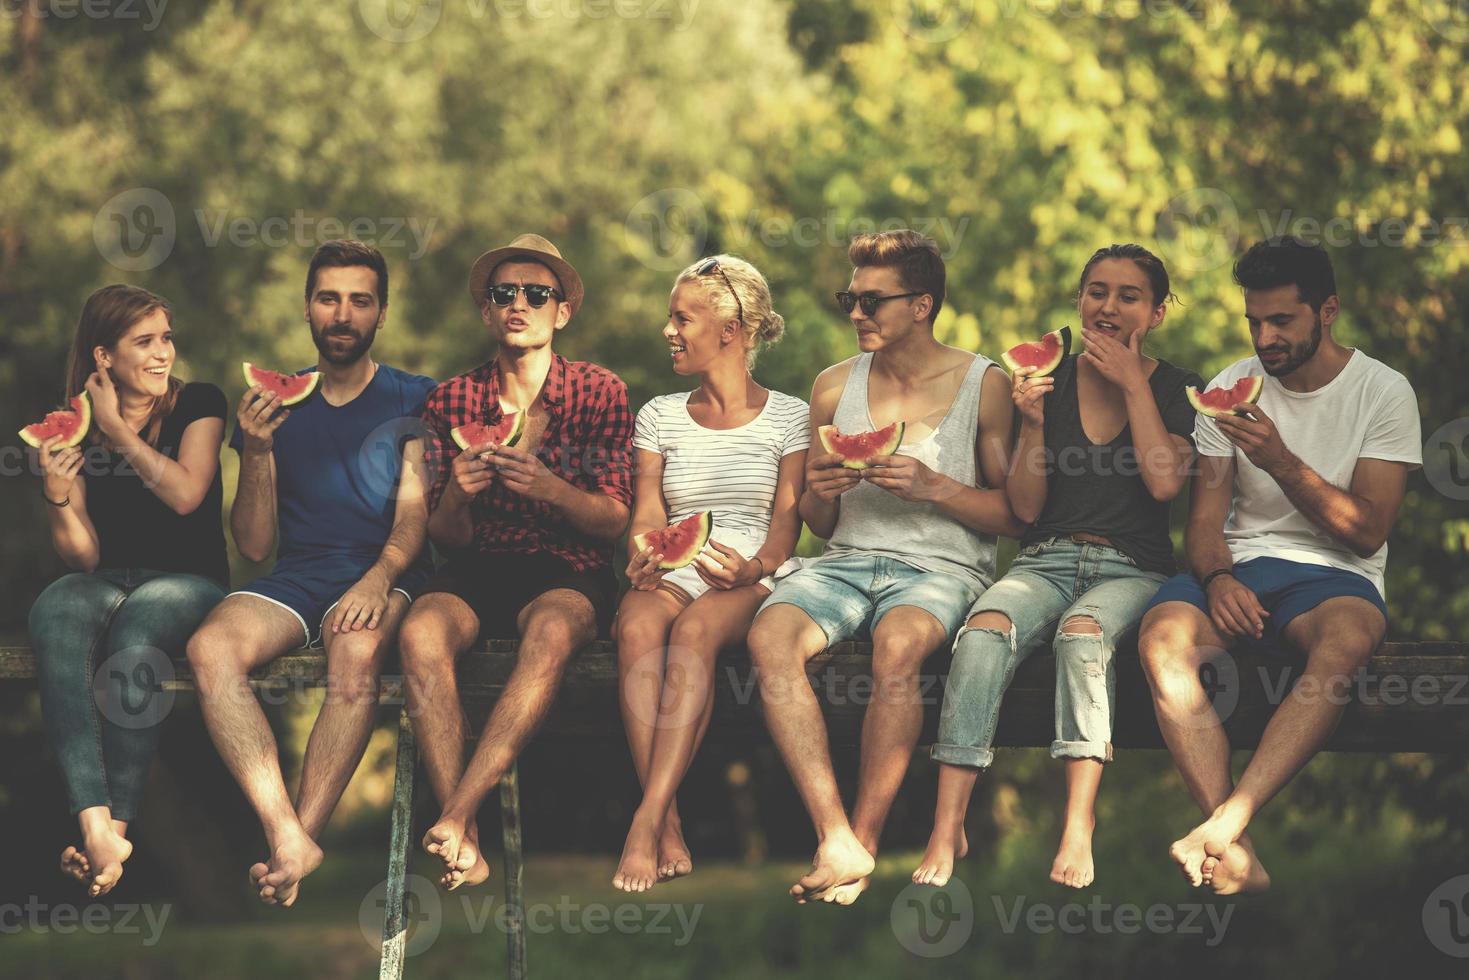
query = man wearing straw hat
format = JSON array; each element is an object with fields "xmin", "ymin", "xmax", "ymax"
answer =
[{"xmin": 399, "ymin": 234, "xmax": 633, "ymax": 889}]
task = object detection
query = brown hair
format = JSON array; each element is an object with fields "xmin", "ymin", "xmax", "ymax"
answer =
[
  {"xmin": 847, "ymin": 230, "xmax": 946, "ymax": 324},
  {"xmin": 65, "ymin": 284, "xmax": 182, "ymax": 447},
  {"xmin": 306, "ymin": 239, "xmax": 389, "ymax": 307}
]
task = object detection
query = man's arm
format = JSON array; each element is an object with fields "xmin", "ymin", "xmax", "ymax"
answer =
[
  {"xmin": 1185, "ymin": 454, "xmax": 1268, "ymax": 640},
  {"xmin": 231, "ymin": 387, "xmax": 287, "ymax": 563},
  {"xmin": 328, "ymin": 438, "xmax": 430, "ymax": 633},
  {"xmin": 798, "ymin": 362, "xmax": 859, "ymax": 539},
  {"xmin": 1215, "ymin": 405, "xmax": 1410, "ymax": 559}
]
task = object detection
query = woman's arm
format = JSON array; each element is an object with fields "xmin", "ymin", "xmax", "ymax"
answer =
[
  {"xmin": 38, "ymin": 440, "xmax": 100, "ymax": 571},
  {"xmin": 1006, "ymin": 368, "xmax": 1051, "ymax": 524},
  {"xmin": 754, "ymin": 449, "xmax": 807, "ymax": 575}
]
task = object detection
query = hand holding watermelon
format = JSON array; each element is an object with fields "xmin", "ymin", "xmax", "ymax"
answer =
[
  {"xmin": 691, "ymin": 539, "xmax": 760, "ymax": 591},
  {"xmin": 38, "ymin": 436, "xmax": 86, "ymax": 503},
  {"xmin": 860, "ymin": 453, "xmax": 948, "ymax": 503},
  {"xmin": 626, "ymin": 545, "xmax": 670, "ymax": 591},
  {"xmin": 448, "ymin": 442, "xmax": 498, "ymax": 498},
  {"xmin": 236, "ymin": 385, "xmax": 291, "ymax": 453},
  {"xmin": 1011, "ymin": 370, "xmax": 1054, "ymax": 428},
  {"xmin": 1213, "ymin": 402, "xmax": 1292, "ymax": 475},
  {"xmin": 488, "ymin": 443, "xmax": 558, "ymax": 503},
  {"xmin": 806, "ymin": 451, "xmax": 863, "ymax": 501}
]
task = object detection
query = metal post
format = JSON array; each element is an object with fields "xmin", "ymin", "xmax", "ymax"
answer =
[
  {"xmin": 500, "ymin": 762, "xmax": 527, "ymax": 979},
  {"xmin": 379, "ymin": 708, "xmax": 417, "ymax": 980}
]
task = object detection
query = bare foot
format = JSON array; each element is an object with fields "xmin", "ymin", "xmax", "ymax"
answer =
[
  {"xmin": 790, "ymin": 829, "xmax": 874, "ymax": 904},
  {"xmin": 1202, "ymin": 839, "xmax": 1271, "ymax": 895},
  {"xmin": 444, "ymin": 825, "xmax": 492, "ymax": 891},
  {"xmin": 82, "ymin": 826, "xmax": 133, "ymax": 898},
  {"xmin": 612, "ymin": 813, "xmax": 661, "ymax": 893},
  {"xmin": 912, "ymin": 825, "xmax": 969, "ymax": 887},
  {"xmin": 656, "ymin": 819, "xmax": 693, "ymax": 881},
  {"xmin": 826, "ymin": 876, "xmax": 870, "ymax": 905},
  {"xmin": 1049, "ymin": 818, "xmax": 1095, "ymax": 889},
  {"xmin": 253, "ymin": 829, "xmax": 323, "ymax": 907},
  {"xmin": 60, "ymin": 845, "xmax": 91, "ymax": 883},
  {"xmin": 1169, "ymin": 814, "xmax": 1240, "ymax": 888},
  {"xmin": 424, "ymin": 817, "xmax": 468, "ymax": 890}
]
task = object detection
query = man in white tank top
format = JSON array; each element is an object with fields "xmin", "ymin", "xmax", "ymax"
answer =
[{"xmin": 747, "ymin": 231, "xmax": 1025, "ymax": 904}]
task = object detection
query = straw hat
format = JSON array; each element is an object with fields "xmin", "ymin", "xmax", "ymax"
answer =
[{"xmin": 468, "ymin": 234, "xmax": 584, "ymax": 315}]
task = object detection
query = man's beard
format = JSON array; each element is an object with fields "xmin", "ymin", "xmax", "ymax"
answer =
[
  {"xmin": 1258, "ymin": 313, "xmax": 1322, "ymax": 378},
  {"xmin": 312, "ymin": 323, "xmax": 377, "ymax": 365}
]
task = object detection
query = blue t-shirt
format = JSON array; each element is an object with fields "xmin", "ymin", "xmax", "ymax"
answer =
[{"xmin": 231, "ymin": 363, "xmax": 437, "ymax": 569}]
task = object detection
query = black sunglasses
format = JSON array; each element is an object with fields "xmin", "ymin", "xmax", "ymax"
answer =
[
  {"xmin": 835, "ymin": 290, "xmax": 925, "ymax": 316},
  {"xmin": 697, "ymin": 257, "xmax": 745, "ymax": 326},
  {"xmin": 487, "ymin": 282, "xmax": 563, "ymax": 308}
]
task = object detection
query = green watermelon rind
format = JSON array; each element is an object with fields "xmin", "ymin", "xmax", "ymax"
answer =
[
  {"xmin": 817, "ymin": 421, "xmax": 906, "ymax": 470},
  {"xmin": 19, "ymin": 393, "xmax": 92, "ymax": 450},
  {"xmin": 1186, "ymin": 376, "xmax": 1265, "ymax": 418},
  {"xmin": 242, "ymin": 362, "xmax": 322, "ymax": 406},
  {"xmin": 451, "ymin": 412, "xmax": 525, "ymax": 452},
  {"xmin": 632, "ymin": 511, "xmax": 713, "ymax": 570},
  {"xmin": 1001, "ymin": 325, "xmax": 1072, "ymax": 378}
]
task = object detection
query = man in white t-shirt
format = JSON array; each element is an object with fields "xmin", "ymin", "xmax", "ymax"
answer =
[{"xmin": 1137, "ymin": 236, "xmax": 1422, "ymax": 896}]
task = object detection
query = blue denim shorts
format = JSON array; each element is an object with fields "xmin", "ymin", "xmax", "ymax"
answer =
[
  {"xmin": 757, "ymin": 553, "xmax": 979, "ymax": 645},
  {"xmin": 1143, "ymin": 556, "xmax": 1387, "ymax": 657}
]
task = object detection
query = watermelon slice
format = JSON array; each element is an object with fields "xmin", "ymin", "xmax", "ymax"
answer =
[
  {"xmin": 1186, "ymin": 376, "xmax": 1265, "ymax": 418},
  {"xmin": 451, "ymin": 412, "xmax": 525, "ymax": 452},
  {"xmin": 817, "ymin": 421, "xmax": 906, "ymax": 470},
  {"xmin": 632, "ymin": 511, "xmax": 713, "ymax": 570},
  {"xmin": 1001, "ymin": 325, "xmax": 1072, "ymax": 377},
  {"xmin": 242, "ymin": 362, "xmax": 321, "ymax": 406},
  {"xmin": 19, "ymin": 394, "xmax": 92, "ymax": 450}
]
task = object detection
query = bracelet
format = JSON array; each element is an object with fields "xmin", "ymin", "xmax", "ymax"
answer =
[
  {"xmin": 44, "ymin": 493, "xmax": 70, "ymax": 508},
  {"xmin": 751, "ymin": 557, "xmax": 766, "ymax": 580},
  {"xmin": 1201, "ymin": 567, "xmax": 1233, "ymax": 589}
]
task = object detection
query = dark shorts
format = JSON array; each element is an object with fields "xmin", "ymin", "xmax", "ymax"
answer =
[
  {"xmin": 1143, "ymin": 556, "xmax": 1387, "ymax": 657},
  {"xmin": 418, "ymin": 551, "xmax": 619, "ymax": 640},
  {"xmin": 234, "ymin": 554, "xmax": 432, "ymax": 647}
]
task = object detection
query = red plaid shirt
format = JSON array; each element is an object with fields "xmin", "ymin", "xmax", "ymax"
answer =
[{"xmin": 422, "ymin": 354, "xmax": 633, "ymax": 570}]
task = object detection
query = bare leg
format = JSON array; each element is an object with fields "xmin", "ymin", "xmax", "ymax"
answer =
[
  {"xmin": 611, "ymin": 587, "xmax": 686, "ymax": 893},
  {"xmin": 422, "ymin": 590, "xmax": 596, "ymax": 887},
  {"xmin": 295, "ymin": 593, "xmax": 411, "ymax": 839},
  {"xmin": 187, "ymin": 596, "xmax": 321, "ymax": 907},
  {"xmin": 398, "ymin": 592, "xmax": 482, "ymax": 889},
  {"xmin": 1050, "ymin": 614, "xmax": 1106, "ymax": 890},
  {"xmin": 1142, "ymin": 601, "xmax": 1284, "ymax": 893},
  {"xmin": 1169, "ymin": 597, "xmax": 1383, "ymax": 893},
  {"xmin": 614, "ymin": 585, "xmax": 768, "ymax": 892},
  {"xmin": 828, "ymin": 606, "xmax": 948, "ymax": 905},
  {"xmin": 748, "ymin": 604, "xmax": 873, "ymax": 903}
]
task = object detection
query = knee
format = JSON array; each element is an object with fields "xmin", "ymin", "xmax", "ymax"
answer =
[
  {"xmin": 1059, "ymin": 615, "xmax": 1102, "ymax": 638},
  {"xmin": 871, "ymin": 631, "xmax": 933, "ymax": 679},
  {"xmin": 668, "ymin": 613, "xmax": 716, "ymax": 654},
  {"xmin": 520, "ymin": 611, "xmax": 585, "ymax": 660},
  {"xmin": 1137, "ymin": 612, "xmax": 1193, "ymax": 681},
  {"xmin": 29, "ymin": 574, "xmax": 100, "ymax": 631},
  {"xmin": 398, "ymin": 614, "xmax": 453, "ymax": 672},
  {"xmin": 746, "ymin": 618, "xmax": 797, "ymax": 672},
  {"xmin": 328, "ymin": 631, "xmax": 387, "ymax": 680},
  {"xmin": 964, "ymin": 610, "xmax": 1013, "ymax": 636},
  {"xmin": 1306, "ymin": 630, "xmax": 1379, "ymax": 677},
  {"xmin": 613, "ymin": 612, "xmax": 666, "ymax": 661}
]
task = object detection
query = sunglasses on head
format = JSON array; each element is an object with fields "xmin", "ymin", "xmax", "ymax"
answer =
[
  {"xmin": 487, "ymin": 282, "xmax": 564, "ymax": 308},
  {"xmin": 835, "ymin": 290, "xmax": 925, "ymax": 316},
  {"xmin": 697, "ymin": 257, "xmax": 745, "ymax": 326}
]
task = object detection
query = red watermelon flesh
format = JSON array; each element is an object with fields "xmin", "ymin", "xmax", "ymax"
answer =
[
  {"xmin": 452, "ymin": 412, "xmax": 525, "ymax": 452},
  {"xmin": 1002, "ymin": 325, "xmax": 1072, "ymax": 378},
  {"xmin": 817, "ymin": 421, "xmax": 906, "ymax": 470},
  {"xmin": 242, "ymin": 362, "xmax": 321, "ymax": 406},
  {"xmin": 20, "ymin": 394, "xmax": 92, "ymax": 450},
  {"xmin": 1186, "ymin": 376, "xmax": 1265, "ymax": 418},
  {"xmin": 632, "ymin": 511, "xmax": 713, "ymax": 570}
]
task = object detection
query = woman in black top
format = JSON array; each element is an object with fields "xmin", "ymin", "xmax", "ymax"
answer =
[
  {"xmin": 27, "ymin": 284, "xmax": 228, "ymax": 896},
  {"xmin": 916, "ymin": 245, "xmax": 1203, "ymax": 891}
]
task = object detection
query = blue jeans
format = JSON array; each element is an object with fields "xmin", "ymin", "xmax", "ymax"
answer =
[
  {"xmin": 28, "ymin": 569, "xmax": 224, "ymax": 821},
  {"xmin": 931, "ymin": 538, "xmax": 1166, "ymax": 769}
]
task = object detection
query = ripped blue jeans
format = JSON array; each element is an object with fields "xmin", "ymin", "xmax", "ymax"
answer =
[{"xmin": 931, "ymin": 538, "xmax": 1166, "ymax": 768}]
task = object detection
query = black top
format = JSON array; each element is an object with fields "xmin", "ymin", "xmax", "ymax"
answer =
[
  {"xmin": 82, "ymin": 382, "xmax": 229, "ymax": 587},
  {"xmin": 1021, "ymin": 354, "xmax": 1203, "ymax": 575}
]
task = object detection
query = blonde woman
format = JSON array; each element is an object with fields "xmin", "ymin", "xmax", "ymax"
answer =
[{"xmin": 612, "ymin": 256, "xmax": 808, "ymax": 892}]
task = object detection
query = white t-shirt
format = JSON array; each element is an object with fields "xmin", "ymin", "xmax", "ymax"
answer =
[
  {"xmin": 633, "ymin": 389, "xmax": 810, "ymax": 551},
  {"xmin": 1194, "ymin": 349, "xmax": 1422, "ymax": 596}
]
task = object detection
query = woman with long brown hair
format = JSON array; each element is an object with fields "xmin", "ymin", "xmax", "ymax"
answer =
[{"xmin": 27, "ymin": 283, "xmax": 228, "ymax": 896}]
